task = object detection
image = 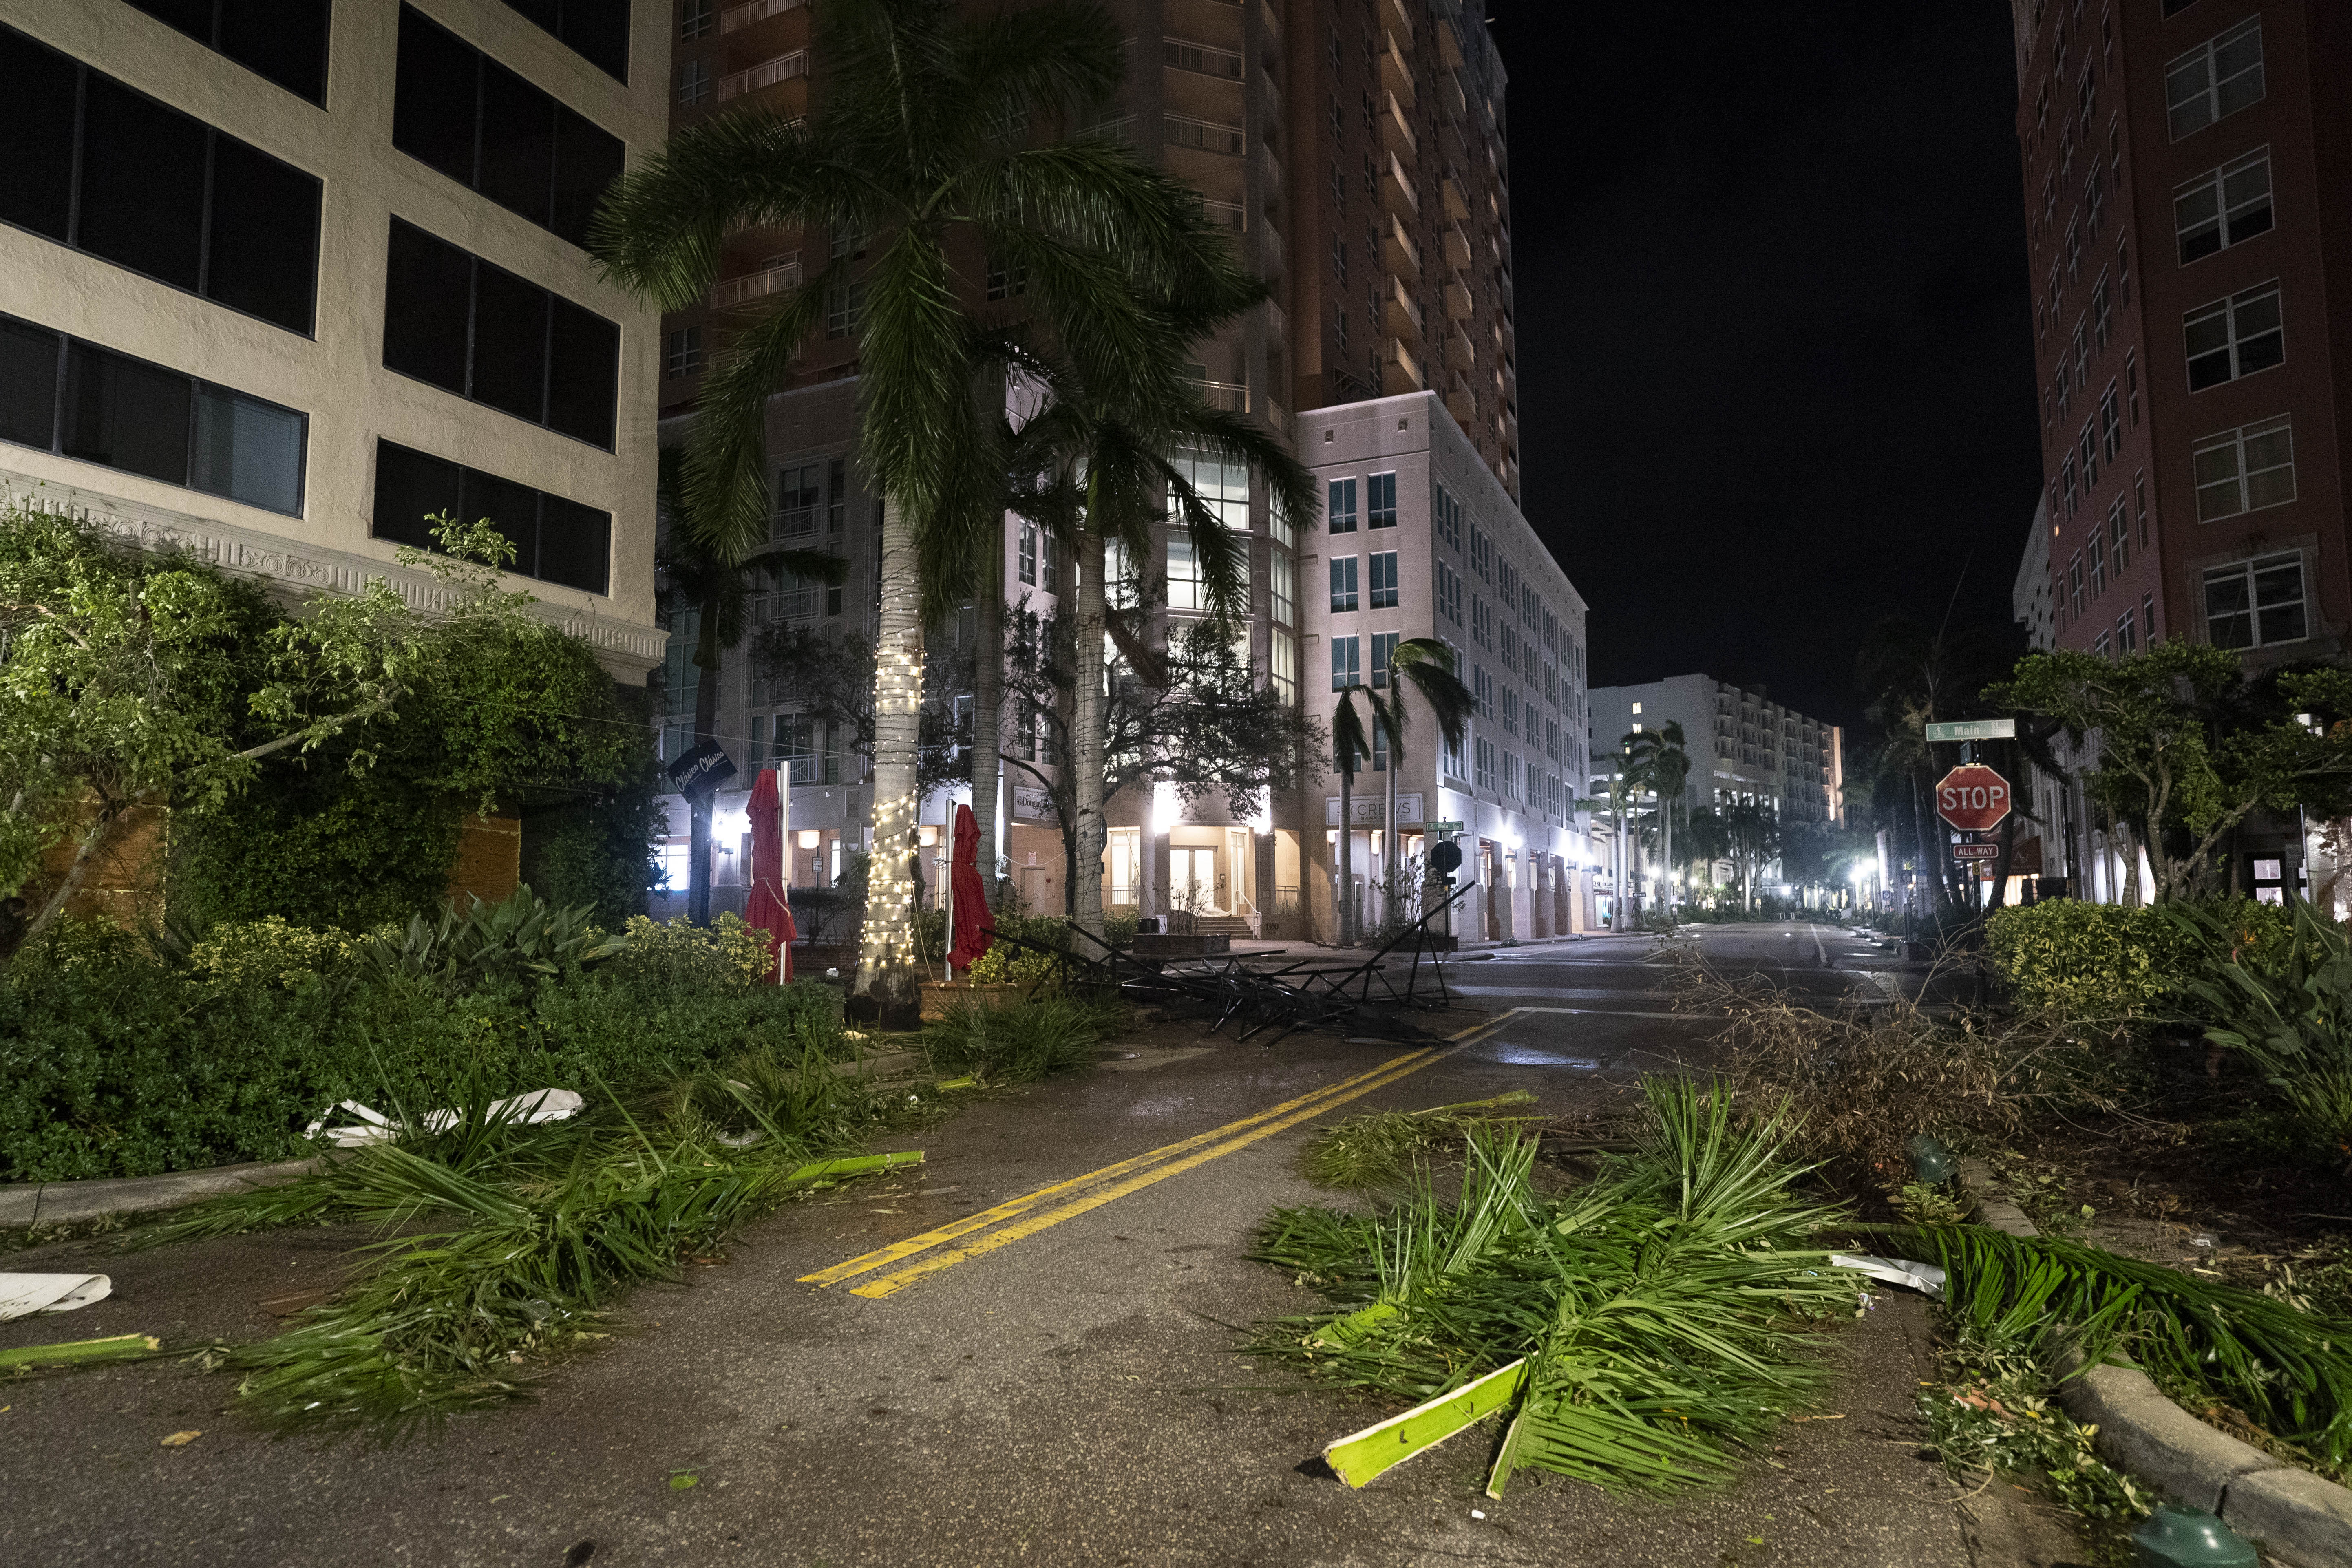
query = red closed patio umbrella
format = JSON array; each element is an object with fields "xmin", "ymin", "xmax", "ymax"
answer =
[
  {"xmin": 947, "ymin": 801, "xmax": 994, "ymax": 973},
  {"xmin": 744, "ymin": 768, "xmax": 796, "ymax": 982}
]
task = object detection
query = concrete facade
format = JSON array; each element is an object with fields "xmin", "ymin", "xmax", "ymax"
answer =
[
  {"xmin": 1586, "ymin": 676, "xmax": 1846, "ymax": 830},
  {"xmin": 0, "ymin": 0, "xmax": 669, "ymax": 677}
]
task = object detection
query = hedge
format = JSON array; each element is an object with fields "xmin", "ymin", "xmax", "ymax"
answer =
[{"xmin": 1985, "ymin": 897, "xmax": 2292, "ymax": 1019}]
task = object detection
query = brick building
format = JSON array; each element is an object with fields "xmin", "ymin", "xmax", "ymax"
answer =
[{"xmin": 2010, "ymin": 0, "xmax": 2352, "ymax": 663}]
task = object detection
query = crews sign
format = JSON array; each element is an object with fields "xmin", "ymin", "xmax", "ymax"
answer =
[{"xmin": 1935, "ymin": 764, "xmax": 2012, "ymax": 833}]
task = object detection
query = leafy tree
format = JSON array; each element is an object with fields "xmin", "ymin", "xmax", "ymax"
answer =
[
  {"xmin": 594, "ymin": 0, "xmax": 1238, "ymax": 1020},
  {"xmin": 997, "ymin": 599, "xmax": 1318, "ymax": 919},
  {"xmin": 0, "ymin": 504, "xmax": 587, "ymax": 947},
  {"xmin": 751, "ymin": 623, "xmax": 973, "ymax": 801},
  {"xmin": 1988, "ymin": 642, "xmax": 2352, "ymax": 901},
  {"xmin": 656, "ymin": 448, "xmax": 843, "ymax": 926},
  {"xmin": 1621, "ymin": 721, "xmax": 1690, "ymax": 914},
  {"xmin": 1722, "ymin": 800, "xmax": 1781, "ymax": 913}
]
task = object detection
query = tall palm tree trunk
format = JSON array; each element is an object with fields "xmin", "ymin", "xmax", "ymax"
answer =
[
  {"xmin": 1069, "ymin": 519, "xmax": 1109, "ymax": 943},
  {"xmin": 1384, "ymin": 721, "xmax": 1400, "ymax": 928},
  {"xmin": 971, "ymin": 519, "xmax": 1004, "ymax": 910},
  {"xmin": 689, "ymin": 611, "xmax": 722, "ymax": 926},
  {"xmin": 856, "ymin": 497, "xmax": 925, "ymax": 1023},
  {"xmin": 1338, "ymin": 760, "xmax": 1355, "ymax": 945}
]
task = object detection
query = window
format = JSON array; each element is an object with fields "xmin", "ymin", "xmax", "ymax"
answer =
[
  {"xmin": 2092, "ymin": 276, "xmax": 2111, "ymax": 348},
  {"xmin": 2176, "ymin": 148, "xmax": 2273, "ymax": 264},
  {"xmin": 1469, "ymin": 524, "xmax": 1491, "ymax": 580},
  {"xmin": 0, "ymin": 313, "xmax": 307, "ymax": 516},
  {"xmin": 2204, "ymin": 553, "xmax": 2305, "ymax": 650},
  {"xmin": 681, "ymin": 0, "xmax": 713, "ymax": 40},
  {"xmin": 1500, "ymin": 622, "xmax": 1518, "ymax": 673},
  {"xmin": 1335, "ymin": 307, "xmax": 1347, "ymax": 360},
  {"xmin": 1546, "ymin": 717, "xmax": 1561, "ymax": 762},
  {"xmin": 1369, "ymin": 630, "xmax": 1399, "ymax": 688},
  {"xmin": 825, "ymin": 458, "xmax": 847, "ymax": 533},
  {"xmin": 2108, "ymin": 497, "xmax": 2129, "ymax": 573},
  {"xmin": 383, "ymin": 220, "xmax": 619, "ymax": 448},
  {"xmin": 2125, "ymin": 351, "xmax": 2140, "ymax": 425},
  {"xmin": 1271, "ymin": 637, "xmax": 1297, "ymax": 705},
  {"xmin": 371, "ymin": 439, "xmax": 610, "ymax": 594},
  {"xmin": 2184, "ymin": 281, "xmax": 2283, "ymax": 391},
  {"xmin": 2068, "ymin": 550, "xmax": 2084, "ymax": 616},
  {"xmin": 1270, "ymin": 549, "xmax": 1295, "ymax": 625},
  {"xmin": 2193, "ymin": 415, "xmax": 2296, "ymax": 521},
  {"xmin": 2079, "ymin": 418, "xmax": 2099, "ymax": 490},
  {"xmin": 2088, "ymin": 521, "xmax": 2105, "ymax": 597},
  {"xmin": 1369, "ymin": 551, "xmax": 1398, "ymax": 609},
  {"xmin": 1331, "ymin": 236, "xmax": 1347, "ymax": 286},
  {"xmin": 678, "ymin": 59, "xmax": 708, "ymax": 105},
  {"xmin": 125, "ymin": 0, "xmax": 329, "ymax": 104},
  {"xmin": 2093, "ymin": 630, "xmax": 2110, "ymax": 659},
  {"xmin": 2166, "ymin": 18, "xmax": 2263, "ymax": 141},
  {"xmin": 1329, "ymin": 555, "xmax": 1359, "ymax": 612},
  {"xmin": 1502, "ymin": 687, "xmax": 1519, "ymax": 736},
  {"xmin": 1367, "ymin": 472, "xmax": 1397, "ymax": 528},
  {"xmin": 1471, "ymin": 593, "xmax": 1492, "ymax": 648},
  {"xmin": 1436, "ymin": 560, "xmax": 1462, "ymax": 625},
  {"xmin": 2116, "ymin": 609, "xmax": 2138, "ymax": 654},
  {"xmin": 1503, "ymin": 751, "xmax": 1520, "ymax": 800},
  {"xmin": 1475, "ymin": 736, "xmax": 1496, "ymax": 792},
  {"xmin": 1166, "ymin": 536, "xmax": 1206, "ymax": 611},
  {"xmin": 1433, "ymin": 483, "xmax": 1462, "ymax": 550},
  {"xmin": 0, "ymin": 25, "xmax": 321, "ymax": 335},
  {"xmin": 664, "ymin": 326, "xmax": 702, "ymax": 379},
  {"xmin": 985, "ymin": 254, "xmax": 1027, "ymax": 301},
  {"xmin": 825, "ymin": 274, "xmax": 867, "ymax": 338},
  {"xmin": 2062, "ymin": 453, "xmax": 2078, "ymax": 515},
  {"xmin": 1167, "ymin": 445, "xmax": 1249, "ymax": 530},
  {"xmin": 1473, "ymin": 664, "xmax": 1492, "ymax": 716},
  {"xmin": 2143, "ymin": 592, "xmax": 2156, "ymax": 643},
  {"xmin": 393, "ymin": 6, "xmax": 627, "ymax": 250},
  {"xmin": 2099, "ymin": 384, "xmax": 2120, "ymax": 461},
  {"xmin": 1327, "ymin": 476, "xmax": 1358, "ymax": 533},
  {"xmin": 1330, "ymin": 634, "xmax": 1360, "ymax": 691},
  {"xmin": 771, "ymin": 463, "xmax": 823, "ymax": 539},
  {"xmin": 497, "ymin": 0, "xmax": 630, "ymax": 82},
  {"xmin": 1016, "ymin": 520, "xmax": 1039, "ymax": 587}
]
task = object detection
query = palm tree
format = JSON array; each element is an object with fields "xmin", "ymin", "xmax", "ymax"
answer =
[
  {"xmin": 595, "ymin": 0, "xmax": 1237, "ymax": 1019},
  {"xmin": 656, "ymin": 448, "xmax": 845, "ymax": 925},
  {"xmin": 1621, "ymin": 720, "xmax": 1689, "ymax": 921},
  {"xmin": 1004, "ymin": 360, "xmax": 1315, "ymax": 943},
  {"xmin": 1331, "ymin": 638, "xmax": 1474, "ymax": 945}
]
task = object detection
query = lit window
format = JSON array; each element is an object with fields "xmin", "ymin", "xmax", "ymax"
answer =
[
  {"xmin": 2204, "ymin": 553, "xmax": 2305, "ymax": 650},
  {"xmin": 1270, "ymin": 636, "xmax": 1297, "ymax": 704},
  {"xmin": 2193, "ymin": 416, "xmax": 2296, "ymax": 521},
  {"xmin": 1168, "ymin": 536, "xmax": 1204, "ymax": 610},
  {"xmin": 1270, "ymin": 548, "xmax": 1294, "ymax": 625}
]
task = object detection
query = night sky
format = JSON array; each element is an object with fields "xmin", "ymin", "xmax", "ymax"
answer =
[{"xmin": 1484, "ymin": 1, "xmax": 2040, "ymax": 729}]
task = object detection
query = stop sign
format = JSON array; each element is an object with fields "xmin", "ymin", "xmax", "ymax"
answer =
[{"xmin": 1935, "ymin": 764, "xmax": 2012, "ymax": 833}]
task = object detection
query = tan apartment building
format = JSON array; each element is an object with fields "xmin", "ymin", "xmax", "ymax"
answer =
[
  {"xmin": 653, "ymin": 0, "xmax": 1559, "ymax": 943},
  {"xmin": 0, "ymin": 0, "xmax": 669, "ymax": 679}
]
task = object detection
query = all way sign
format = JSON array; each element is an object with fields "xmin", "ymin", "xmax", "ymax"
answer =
[{"xmin": 1935, "ymin": 764, "xmax": 2012, "ymax": 833}]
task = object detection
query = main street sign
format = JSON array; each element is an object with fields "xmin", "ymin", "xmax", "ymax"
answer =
[
  {"xmin": 1429, "ymin": 819, "xmax": 1465, "ymax": 835},
  {"xmin": 1924, "ymin": 718, "xmax": 2017, "ymax": 742},
  {"xmin": 1934, "ymin": 764, "xmax": 2012, "ymax": 833}
]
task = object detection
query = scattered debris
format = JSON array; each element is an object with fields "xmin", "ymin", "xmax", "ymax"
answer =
[
  {"xmin": 257, "ymin": 1288, "xmax": 333, "ymax": 1318},
  {"xmin": 1826, "ymin": 1253, "xmax": 1947, "ymax": 1300},
  {"xmin": 1298, "ymin": 1093, "xmax": 1541, "ymax": 1190},
  {"xmin": 1321, "ymin": 1358, "xmax": 1528, "ymax": 1488},
  {"xmin": 159, "ymin": 1430, "xmax": 201, "ymax": 1447},
  {"xmin": 0, "ymin": 1272, "xmax": 111, "ymax": 1321},
  {"xmin": 305, "ymin": 1087, "xmax": 585, "ymax": 1148}
]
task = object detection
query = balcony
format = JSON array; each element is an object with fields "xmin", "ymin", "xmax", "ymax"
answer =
[
  {"xmin": 1380, "ymin": 151, "xmax": 1419, "ymax": 219},
  {"xmin": 1260, "ymin": 0, "xmax": 1280, "ymax": 40},
  {"xmin": 1263, "ymin": 399, "xmax": 1292, "ymax": 441},
  {"xmin": 1443, "ymin": 69, "xmax": 1467, "ymax": 121},
  {"xmin": 1266, "ymin": 298, "xmax": 1286, "ymax": 340},
  {"xmin": 1198, "ymin": 196, "xmax": 1246, "ymax": 232},
  {"xmin": 1444, "ymin": 223, "xmax": 1472, "ymax": 269},
  {"xmin": 1381, "ymin": 0, "xmax": 1413, "ymax": 48},
  {"xmin": 1087, "ymin": 113, "xmax": 1139, "ymax": 147},
  {"xmin": 718, "ymin": 49, "xmax": 806, "ymax": 101},
  {"xmin": 1382, "ymin": 274, "xmax": 1422, "ymax": 341},
  {"xmin": 1445, "ymin": 383, "xmax": 1474, "ymax": 426},
  {"xmin": 1193, "ymin": 377, "xmax": 1250, "ymax": 413},
  {"xmin": 1437, "ymin": 12, "xmax": 1465, "ymax": 68},
  {"xmin": 1380, "ymin": 91, "xmax": 1417, "ymax": 161},
  {"xmin": 711, "ymin": 254, "xmax": 802, "ymax": 309},
  {"xmin": 1441, "ymin": 172, "xmax": 1470, "ymax": 223},
  {"xmin": 1444, "ymin": 272, "xmax": 1472, "ymax": 319},
  {"xmin": 720, "ymin": 0, "xmax": 804, "ymax": 33},
  {"xmin": 1380, "ymin": 28, "xmax": 1415, "ymax": 106},
  {"xmin": 1165, "ymin": 111, "xmax": 1246, "ymax": 155},
  {"xmin": 1164, "ymin": 35, "xmax": 1244, "ymax": 80},
  {"xmin": 1383, "ymin": 211, "xmax": 1420, "ymax": 279},
  {"xmin": 1382, "ymin": 336, "xmax": 1423, "ymax": 393},
  {"xmin": 1263, "ymin": 219, "xmax": 1285, "ymax": 271},
  {"xmin": 1447, "ymin": 328, "xmax": 1475, "ymax": 371}
]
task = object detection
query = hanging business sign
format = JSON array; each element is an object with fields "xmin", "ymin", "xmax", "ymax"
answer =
[
  {"xmin": 666, "ymin": 740, "xmax": 736, "ymax": 802},
  {"xmin": 1012, "ymin": 786, "xmax": 1054, "ymax": 822}
]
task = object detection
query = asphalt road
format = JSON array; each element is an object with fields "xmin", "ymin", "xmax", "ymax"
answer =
[{"xmin": 0, "ymin": 923, "xmax": 2069, "ymax": 1568}]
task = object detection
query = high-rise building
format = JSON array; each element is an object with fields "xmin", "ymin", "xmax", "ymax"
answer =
[
  {"xmin": 2007, "ymin": 0, "xmax": 2350, "ymax": 665},
  {"xmin": 1586, "ymin": 676, "xmax": 1846, "ymax": 832},
  {"xmin": 0, "ymin": 0, "xmax": 669, "ymax": 682},
  {"xmin": 654, "ymin": 0, "xmax": 1572, "ymax": 942}
]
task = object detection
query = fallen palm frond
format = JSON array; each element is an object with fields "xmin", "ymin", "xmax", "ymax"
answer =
[
  {"xmin": 1296, "ymin": 1092, "xmax": 1540, "ymax": 1190},
  {"xmin": 919, "ymin": 995, "xmax": 1121, "ymax": 1083},
  {"xmin": 1909, "ymin": 1224, "xmax": 2352, "ymax": 1466},
  {"xmin": 1253, "ymin": 1077, "xmax": 1858, "ymax": 1496}
]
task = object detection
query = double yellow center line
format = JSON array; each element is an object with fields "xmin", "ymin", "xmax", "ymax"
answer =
[{"xmin": 801, "ymin": 1014, "xmax": 1513, "ymax": 1299}]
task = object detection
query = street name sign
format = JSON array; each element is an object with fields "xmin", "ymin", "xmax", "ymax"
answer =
[
  {"xmin": 1924, "ymin": 718, "xmax": 2017, "ymax": 742},
  {"xmin": 1934, "ymin": 764, "xmax": 2012, "ymax": 833},
  {"xmin": 1429, "ymin": 819, "xmax": 1465, "ymax": 835}
]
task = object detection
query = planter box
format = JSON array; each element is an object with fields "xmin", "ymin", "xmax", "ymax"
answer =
[
  {"xmin": 1130, "ymin": 933, "xmax": 1230, "ymax": 959},
  {"xmin": 919, "ymin": 981, "xmax": 1029, "ymax": 1022}
]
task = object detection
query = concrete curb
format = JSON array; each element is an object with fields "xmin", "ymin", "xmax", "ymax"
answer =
[
  {"xmin": 5, "ymin": 1051, "xmax": 932, "ymax": 1235},
  {"xmin": 1957, "ymin": 1158, "xmax": 2352, "ymax": 1567}
]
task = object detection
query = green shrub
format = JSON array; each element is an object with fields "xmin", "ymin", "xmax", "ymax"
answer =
[
  {"xmin": 919, "ymin": 995, "xmax": 1115, "ymax": 1083},
  {"xmin": 966, "ymin": 913, "xmax": 1077, "ymax": 989},
  {"xmin": 0, "ymin": 917, "xmax": 846, "ymax": 1183},
  {"xmin": 610, "ymin": 911, "xmax": 775, "ymax": 986},
  {"xmin": 188, "ymin": 917, "xmax": 364, "ymax": 990},
  {"xmin": 1986, "ymin": 897, "xmax": 2293, "ymax": 1019}
]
